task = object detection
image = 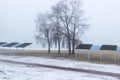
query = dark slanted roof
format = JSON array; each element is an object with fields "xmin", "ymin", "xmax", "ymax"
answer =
[
  {"xmin": 100, "ymin": 45, "xmax": 117, "ymax": 51},
  {"xmin": 16, "ymin": 43, "xmax": 32, "ymax": 48},
  {"xmin": 76, "ymin": 44, "xmax": 92, "ymax": 50},
  {"xmin": 3, "ymin": 42, "xmax": 19, "ymax": 47},
  {"xmin": 0, "ymin": 42, "xmax": 7, "ymax": 46}
]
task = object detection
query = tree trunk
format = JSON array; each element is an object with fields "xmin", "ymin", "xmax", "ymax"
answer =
[
  {"xmin": 66, "ymin": 26, "xmax": 71, "ymax": 55},
  {"xmin": 58, "ymin": 38, "xmax": 61, "ymax": 54},
  {"xmin": 68, "ymin": 33, "xmax": 71, "ymax": 55},
  {"xmin": 72, "ymin": 27, "xmax": 75, "ymax": 54},
  {"xmin": 57, "ymin": 29, "xmax": 61, "ymax": 54},
  {"xmin": 47, "ymin": 35, "xmax": 51, "ymax": 53},
  {"xmin": 68, "ymin": 39, "xmax": 71, "ymax": 54},
  {"xmin": 48, "ymin": 42, "xmax": 51, "ymax": 53}
]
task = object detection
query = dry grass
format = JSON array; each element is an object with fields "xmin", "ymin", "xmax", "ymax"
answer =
[
  {"xmin": 1, "ymin": 49, "xmax": 120, "ymax": 65},
  {"xmin": 75, "ymin": 50, "xmax": 120, "ymax": 64}
]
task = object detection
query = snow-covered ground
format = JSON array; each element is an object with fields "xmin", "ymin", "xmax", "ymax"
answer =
[
  {"xmin": 0, "ymin": 61, "xmax": 118, "ymax": 80},
  {"xmin": 0, "ymin": 54, "xmax": 120, "ymax": 80},
  {"xmin": 0, "ymin": 55, "xmax": 120, "ymax": 74}
]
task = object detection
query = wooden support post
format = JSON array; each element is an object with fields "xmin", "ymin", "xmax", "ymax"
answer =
[
  {"xmin": 75, "ymin": 49, "xmax": 77, "ymax": 59},
  {"xmin": 23, "ymin": 48, "xmax": 25, "ymax": 55},
  {"xmin": 15, "ymin": 47, "xmax": 18, "ymax": 54},
  {"xmin": 75, "ymin": 49, "xmax": 79, "ymax": 59},
  {"xmin": 88, "ymin": 50, "xmax": 90, "ymax": 61},
  {"xmin": 114, "ymin": 51, "xmax": 117, "ymax": 63},
  {"xmin": 100, "ymin": 51, "xmax": 103, "ymax": 62}
]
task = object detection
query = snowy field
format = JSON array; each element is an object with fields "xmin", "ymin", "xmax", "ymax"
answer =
[
  {"xmin": 0, "ymin": 62, "xmax": 118, "ymax": 80},
  {"xmin": 0, "ymin": 55, "xmax": 120, "ymax": 80}
]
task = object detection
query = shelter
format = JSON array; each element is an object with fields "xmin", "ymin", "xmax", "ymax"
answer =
[
  {"xmin": 75, "ymin": 44, "xmax": 119, "ymax": 62},
  {"xmin": 75, "ymin": 44, "xmax": 92, "ymax": 61},
  {"xmin": 16, "ymin": 43, "xmax": 32, "ymax": 55},
  {"xmin": 100, "ymin": 45, "xmax": 117, "ymax": 62}
]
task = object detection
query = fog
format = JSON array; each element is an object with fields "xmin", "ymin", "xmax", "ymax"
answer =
[
  {"xmin": 82, "ymin": 0, "xmax": 120, "ymax": 45},
  {"xmin": 0, "ymin": 0, "xmax": 120, "ymax": 48}
]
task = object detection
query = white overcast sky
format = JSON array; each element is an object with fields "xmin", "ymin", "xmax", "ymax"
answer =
[{"xmin": 0, "ymin": 0, "xmax": 120, "ymax": 47}]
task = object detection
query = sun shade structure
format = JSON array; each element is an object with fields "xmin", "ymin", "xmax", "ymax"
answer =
[
  {"xmin": 100, "ymin": 45, "xmax": 117, "ymax": 51},
  {"xmin": 100, "ymin": 45, "xmax": 117, "ymax": 62},
  {"xmin": 16, "ymin": 43, "xmax": 32, "ymax": 48},
  {"xmin": 3, "ymin": 42, "xmax": 19, "ymax": 47},
  {"xmin": 0, "ymin": 42, "xmax": 7, "ymax": 46},
  {"xmin": 76, "ymin": 44, "xmax": 92, "ymax": 50},
  {"xmin": 75, "ymin": 44, "xmax": 92, "ymax": 61}
]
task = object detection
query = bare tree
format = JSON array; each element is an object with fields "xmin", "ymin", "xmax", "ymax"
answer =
[
  {"xmin": 70, "ymin": 0, "xmax": 89, "ymax": 54},
  {"xmin": 35, "ymin": 0, "xmax": 89, "ymax": 55},
  {"xmin": 49, "ymin": 3, "xmax": 64, "ymax": 54},
  {"xmin": 51, "ymin": 0, "xmax": 89, "ymax": 54},
  {"xmin": 56, "ymin": 0, "xmax": 73, "ymax": 54},
  {"xmin": 35, "ymin": 13, "xmax": 52, "ymax": 53}
]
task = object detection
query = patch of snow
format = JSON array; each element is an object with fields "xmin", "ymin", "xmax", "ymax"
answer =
[
  {"xmin": 0, "ymin": 55, "xmax": 120, "ymax": 74},
  {"xmin": 0, "ymin": 62, "xmax": 119, "ymax": 80}
]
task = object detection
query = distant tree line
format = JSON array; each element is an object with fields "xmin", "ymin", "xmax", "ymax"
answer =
[{"xmin": 35, "ymin": 0, "xmax": 89, "ymax": 54}]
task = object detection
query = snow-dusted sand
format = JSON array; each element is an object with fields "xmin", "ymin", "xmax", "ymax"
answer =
[{"xmin": 0, "ymin": 54, "xmax": 120, "ymax": 80}]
